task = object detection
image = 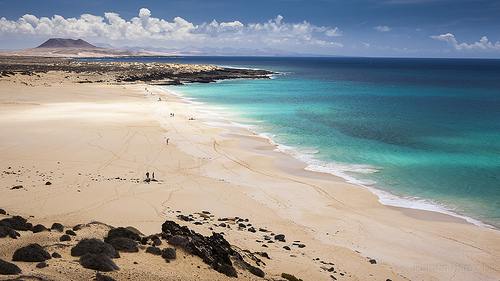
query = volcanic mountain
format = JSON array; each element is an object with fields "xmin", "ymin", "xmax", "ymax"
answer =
[{"xmin": 0, "ymin": 38, "xmax": 162, "ymax": 58}]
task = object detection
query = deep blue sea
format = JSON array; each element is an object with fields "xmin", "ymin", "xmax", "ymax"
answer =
[{"xmin": 88, "ymin": 56, "xmax": 500, "ymax": 228}]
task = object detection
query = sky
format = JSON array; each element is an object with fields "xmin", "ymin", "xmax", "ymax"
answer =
[{"xmin": 0, "ymin": 0, "xmax": 499, "ymax": 58}]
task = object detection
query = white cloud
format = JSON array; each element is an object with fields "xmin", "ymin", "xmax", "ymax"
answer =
[
  {"xmin": 0, "ymin": 9, "xmax": 343, "ymax": 49},
  {"xmin": 374, "ymin": 25, "xmax": 392, "ymax": 32},
  {"xmin": 431, "ymin": 33, "xmax": 500, "ymax": 51}
]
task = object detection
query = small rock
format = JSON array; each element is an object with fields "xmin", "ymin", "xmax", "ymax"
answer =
[
  {"xmin": 0, "ymin": 258, "xmax": 22, "ymax": 275},
  {"xmin": 298, "ymin": 244, "xmax": 306, "ymax": 248},
  {"xmin": 216, "ymin": 263, "xmax": 238, "ymax": 278},
  {"xmin": 248, "ymin": 227, "xmax": 256, "ymax": 233},
  {"xmin": 219, "ymin": 223, "xmax": 226, "ymax": 227},
  {"xmin": 104, "ymin": 227, "xmax": 141, "ymax": 243},
  {"xmin": 79, "ymin": 253, "xmax": 119, "ymax": 272},
  {"xmin": 238, "ymin": 223, "xmax": 246, "ymax": 228},
  {"xmin": 60, "ymin": 235, "xmax": 71, "ymax": 242},
  {"xmin": 194, "ymin": 222, "xmax": 202, "ymax": 225},
  {"xmin": 249, "ymin": 266, "xmax": 265, "ymax": 277},
  {"xmin": 11, "ymin": 185, "xmax": 23, "ymax": 190},
  {"xmin": 12, "ymin": 243, "xmax": 51, "ymax": 262},
  {"xmin": 369, "ymin": 259, "xmax": 377, "ymax": 264},
  {"xmin": 52, "ymin": 252, "xmax": 61, "ymax": 258},
  {"xmin": 95, "ymin": 272, "xmax": 117, "ymax": 281},
  {"xmin": 274, "ymin": 234, "xmax": 286, "ymax": 242},
  {"xmin": 161, "ymin": 248, "xmax": 176, "ymax": 260},
  {"xmin": 1, "ymin": 216, "xmax": 32, "ymax": 231},
  {"xmin": 66, "ymin": 230, "xmax": 77, "ymax": 236},
  {"xmin": 32, "ymin": 224, "xmax": 49, "ymax": 233},
  {"xmin": 108, "ymin": 237, "xmax": 139, "ymax": 253},
  {"xmin": 71, "ymin": 238, "xmax": 120, "ymax": 258},
  {"xmin": 0, "ymin": 209, "xmax": 6, "ymax": 215},
  {"xmin": 152, "ymin": 238, "xmax": 162, "ymax": 246},
  {"xmin": 51, "ymin": 223, "xmax": 64, "ymax": 232},
  {"xmin": 45, "ymin": 181, "xmax": 52, "ymax": 185},
  {"xmin": 145, "ymin": 247, "xmax": 162, "ymax": 256},
  {"xmin": 73, "ymin": 224, "xmax": 84, "ymax": 231},
  {"xmin": 36, "ymin": 261, "xmax": 48, "ymax": 268},
  {"xmin": 283, "ymin": 246, "xmax": 291, "ymax": 251}
]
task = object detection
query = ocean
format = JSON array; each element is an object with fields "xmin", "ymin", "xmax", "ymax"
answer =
[{"xmin": 89, "ymin": 56, "xmax": 500, "ymax": 229}]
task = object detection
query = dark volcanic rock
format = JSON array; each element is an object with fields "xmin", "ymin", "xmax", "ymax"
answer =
[
  {"xmin": 0, "ymin": 209, "xmax": 6, "ymax": 215},
  {"xmin": 52, "ymin": 252, "xmax": 61, "ymax": 258},
  {"xmin": 32, "ymin": 224, "xmax": 49, "ymax": 233},
  {"xmin": 217, "ymin": 263, "xmax": 238, "ymax": 278},
  {"xmin": 79, "ymin": 253, "xmax": 119, "ymax": 272},
  {"xmin": 249, "ymin": 266, "xmax": 265, "ymax": 278},
  {"xmin": 162, "ymin": 220, "xmax": 241, "ymax": 277},
  {"xmin": 108, "ymin": 237, "xmax": 139, "ymax": 253},
  {"xmin": 145, "ymin": 247, "xmax": 162, "ymax": 256},
  {"xmin": 51, "ymin": 223, "xmax": 64, "ymax": 232},
  {"xmin": 11, "ymin": 185, "xmax": 23, "ymax": 190},
  {"xmin": 161, "ymin": 248, "xmax": 176, "ymax": 260},
  {"xmin": 36, "ymin": 261, "xmax": 48, "ymax": 268},
  {"xmin": 369, "ymin": 258, "xmax": 377, "ymax": 264},
  {"xmin": 168, "ymin": 235, "xmax": 189, "ymax": 247},
  {"xmin": 104, "ymin": 227, "xmax": 141, "ymax": 243},
  {"xmin": 45, "ymin": 181, "xmax": 52, "ymax": 185},
  {"xmin": 71, "ymin": 238, "xmax": 120, "ymax": 258},
  {"xmin": 0, "ymin": 258, "xmax": 22, "ymax": 275},
  {"xmin": 152, "ymin": 238, "xmax": 162, "ymax": 246},
  {"xmin": 1, "ymin": 216, "xmax": 32, "ymax": 231},
  {"xmin": 95, "ymin": 272, "xmax": 117, "ymax": 281},
  {"xmin": 66, "ymin": 229, "xmax": 77, "ymax": 236},
  {"xmin": 12, "ymin": 243, "xmax": 51, "ymax": 262},
  {"xmin": 73, "ymin": 224, "xmax": 84, "ymax": 231},
  {"xmin": 60, "ymin": 234, "xmax": 71, "ymax": 242},
  {"xmin": 274, "ymin": 234, "xmax": 286, "ymax": 242}
]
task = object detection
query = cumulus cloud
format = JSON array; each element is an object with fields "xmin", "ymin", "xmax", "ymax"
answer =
[
  {"xmin": 374, "ymin": 25, "xmax": 391, "ymax": 32},
  {"xmin": 0, "ymin": 8, "xmax": 342, "ymax": 48},
  {"xmin": 431, "ymin": 33, "xmax": 500, "ymax": 51}
]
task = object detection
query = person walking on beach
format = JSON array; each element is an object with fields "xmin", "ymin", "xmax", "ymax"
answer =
[
  {"xmin": 152, "ymin": 172, "xmax": 155, "ymax": 180},
  {"xmin": 146, "ymin": 172, "xmax": 149, "ymax": 179},
  {"xmin": 166, "ymin": 138, "xmax": 169, "ymax": 145}
]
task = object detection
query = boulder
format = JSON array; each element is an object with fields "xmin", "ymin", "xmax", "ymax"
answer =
[
  {"xmin": 66, "ymin": 230, "xmax": 77, "ymax": 236},
  {"xmin": 161, "ymin": 248, "xmax": 176, "ymax": 260},
  {"xmin": 217, "ymin": 263, "xmax": 238, "ymax": 278},
  {"xmin": 1, "ymin": 216, "xmax": 32, "ymax": 231},
  {"xmin": 145, "ymin": 247, "xmax": 162, "ymax": 256},
  {"xmin": 95, "ymin": 272, "xmax": 117, "ymax": 281},
  {"xmin": 274, "ymin": 234, "xmax": 286, "ymax": 242},
  {"xmin": 51, "ymin": 223, "xmax": 64, "ymax": 232},
  {"xmin": 104, "ymin": 227, "xmax": 140, "ymax": 243},
  {"xmin": 71, "ymin": 238, "xmax": 120, "ymax": 258},
  {"xmin": 0, "ymin": 209, "xmax": 6, "ymax": 215},
  {"xmin": 60, "ymin": 234, "xmax": 71, "ymax": 242},
  {"xmin": 249, "ymin": 266, "xmax": 265, "ymax": 278},
  {"xmin": 52, "ymin": 252, "xmax": 61, "ymax": 258},
  {"xmin": 12, "ymin": 243, "xmax": 51, "ymax": 262},
  {"xmin": 32, "ymin": 224, "xmax": 49, "ymax": 233},
  {"xmin": 79, "ymin": 253, "xmax": 119, "ymax": 272},
  {"xmin": 0, "ymin": 258, "xmax": 22, "ymax": 275},
  {"xmin": 11, "ymin": 185, "xmax": 23, "ymax": 190},
  {"xmin": 36, "ymin": 261, "xmax": 48, "ymax": 268},
  {"xmin": 108, "ymin": 237, "xmax": 138, "ymax": 253}
]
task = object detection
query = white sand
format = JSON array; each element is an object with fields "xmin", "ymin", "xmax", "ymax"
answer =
[{"xmin": 0, "ymin": 80, "xmax": 499, "ymax": 281}]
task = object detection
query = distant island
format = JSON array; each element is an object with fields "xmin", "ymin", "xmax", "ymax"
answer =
[{"xmin": 0, "ymin": 38, "xmax": 164, "ymax": 58}]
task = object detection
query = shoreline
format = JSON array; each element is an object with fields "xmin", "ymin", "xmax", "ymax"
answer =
[
  {"xmin": 1, "ymin": 80, "xmax": 499, "ymax": 280},
  {"xmin": 160, "ymin": 85, "xmax": 495, "ymax": 230}
]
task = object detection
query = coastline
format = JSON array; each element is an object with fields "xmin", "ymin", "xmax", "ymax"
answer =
[
  {"xmin": 0, "ymin": 79, "xmax": 499, "ymax": 280},
  {"xmin": 164, "ymin": 84, "xmax": 496, "ymax": 230}
]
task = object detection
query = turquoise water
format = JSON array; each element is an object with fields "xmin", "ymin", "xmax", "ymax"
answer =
[{"xmin": 87, "ymin": 57, "xmax": 500, "ymax": 228}]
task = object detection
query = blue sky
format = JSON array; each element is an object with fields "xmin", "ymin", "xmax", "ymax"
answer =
[{"xmin": 0, "ymin": 0, "xmax": 499, "ymax": 57}]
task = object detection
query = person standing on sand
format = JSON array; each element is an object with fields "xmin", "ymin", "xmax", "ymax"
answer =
[
  {"xmin": 146, "ymin": 172, "xmax": 149, "ymax": 179},
  {"xmin": 152, "ymin": 172, "xmax": 155, "ymax": 180},
  {"xmin": 166, "ymin": 138, "xmax": 169, "ymax": 145}
]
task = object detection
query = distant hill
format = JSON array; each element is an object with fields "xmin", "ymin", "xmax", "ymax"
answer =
[
  {"xmin": 37, "ymin": 38, "xmax": 97, "ymax": 49},
  {"xmin": 0, "ymin": 38, "xmax": 166, "ymax": 58}
]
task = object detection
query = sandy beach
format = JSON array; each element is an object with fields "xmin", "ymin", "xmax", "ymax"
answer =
[{"xmin": 1, "ymin": 78, "xmax": 499, "ymax": 280}]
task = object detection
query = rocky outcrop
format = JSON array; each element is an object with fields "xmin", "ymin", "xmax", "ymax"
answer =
[
  {"xmin": 0, "ymin": 258, "xmax": 22, "ymax": 275},
  {"xmin": 12, "ymin": 243, "xmax": 51, "ymax": 262}
]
